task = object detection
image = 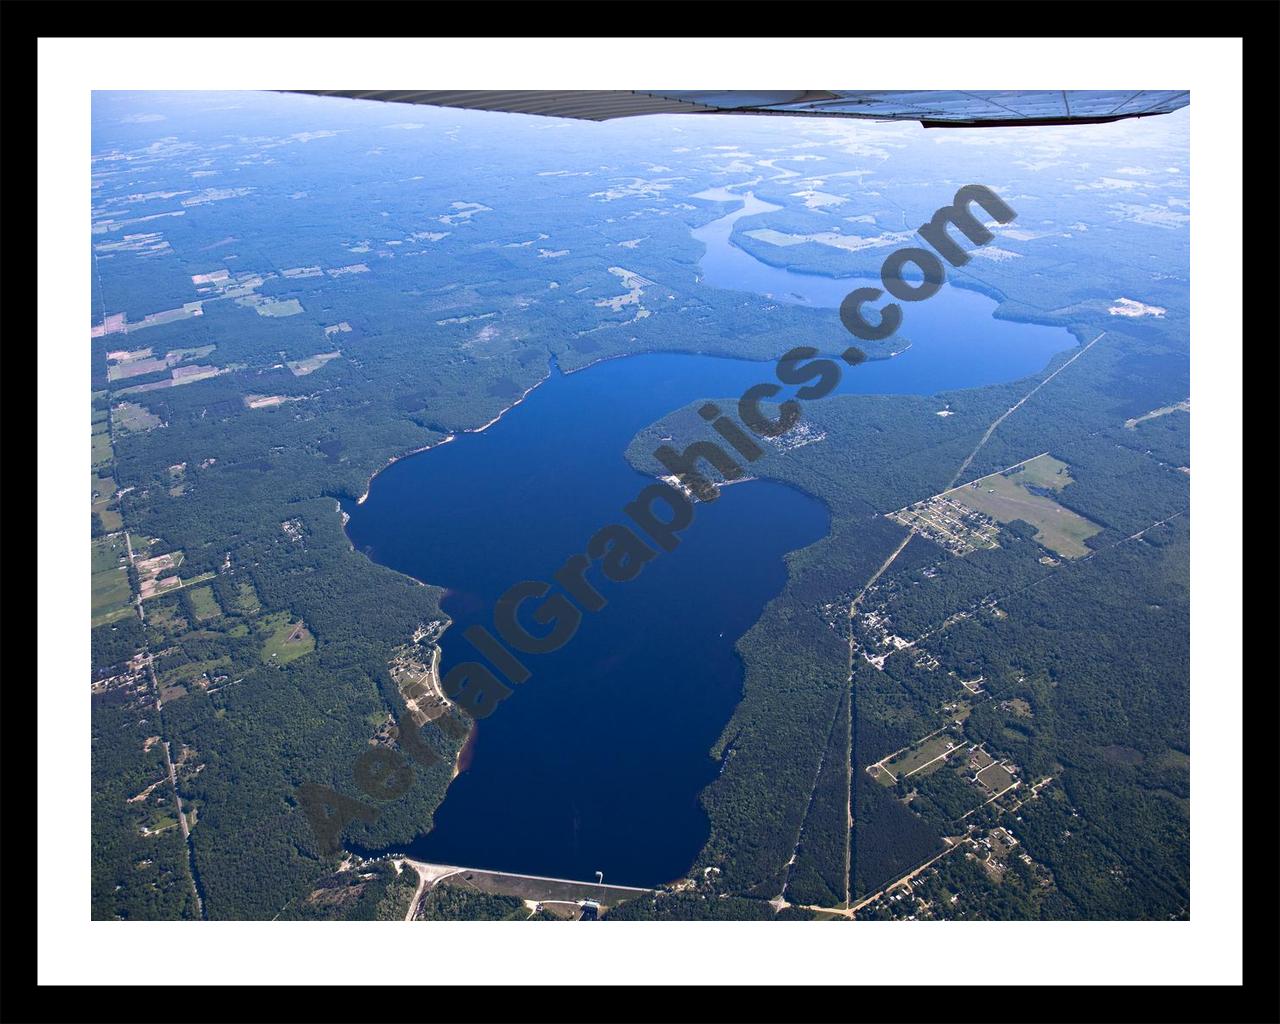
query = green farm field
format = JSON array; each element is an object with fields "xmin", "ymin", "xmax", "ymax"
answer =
[
  {"xmin": 883, "ymin": 733, "xmax": 964, "ymax": 781},
  {"xmin": 948, "ymin": 454, "xmax": 1102, "ymax": 559},
  {"xmin": 259, "ymin": 611, "xmax": 315, "ymax": 666},
  {"xmin": 91, "ymin": 536, "xmax": 133, "ymax": 626},
  {"xmin": 975, "ymin": 763, "xmax": 1018, "ymax": 797},
  {"xmin": 91, "ymin": 423, "xmax": 113, "ymax": 470},
  {"xmin": 187, "ymin": 585, "xmax": 222, "ymax": 621}
]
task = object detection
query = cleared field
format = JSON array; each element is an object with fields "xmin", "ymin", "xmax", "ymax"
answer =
[
  {"xmin": 254, "ymin": 298, "xmax": 304, "ymax": 317},
  {"xmin": 232, "ymin": 580, "xmax": 262, "ymax": 615},
  {"xmin": 91, "ymin": 536, "xmax": 133, "ymax": 626},
  {"xmin": 108, "ymin": 354, "xmax": 169, "ymax": 382},
  {"xmin": 139, "ymin": 570, "xmax": 216, "ymax": 602},
  {"xmin": 1002, "ymin": 697, "xmax": 1033, "ymax": 719},
  {"xmin": 92, "ymin": 473, "xmax": 117, "ymax": 504},
  {"xmin": 91, "ymin": 534, "xmax": 128, "ymax": 574},
  {"xmin": 437, "ymin": 869, "xmax": 647, "ymax": 910},
  {"xmin": 92, "ymin": 574, "xmax": 133, "ymax": 626},
  {"xmin": 148, "ymin": 601, "xmax": 189, "ymax": 637},
  {"xmin": 245, "ymin": 394, "xmax": 290, "ymax": 410},
  {"xmin": 187, "ymin": 585, "xmax": 222, "ymax": 621},
  {"xmin": 1125, "ymin": 398, "xmax": 1189, "ymax": 429},
  {"xmin": 112, "ymin": 401, "xmax": 163, "ymax": 433},
  {"xmin": 141, "ymin": 814, "xmax": 180, "ymax": 836},
  {"xmin": 118, "ymin": 365, "xmax": 226, "ymax": 395},
  {"xmin": 975, "ymin": 762, "xmax": 1017, "ymax": 797},
  {"xmin": 91, "ymin": 426, "xmax": 113, "ymax": 469},
  {"xmin": 124, "ymin": 301, "xmax": 204, "ymax": 332},
  {"xmin": 1011, "ymin": 452, "xmax": 1074, "ymax": 491},
  {"xmin": 97, "ymin": 507, "xmax": 124, "ymax": 532},
  {"xmin": 287, "ymin": 351, "xmax": 341, "ymax": 376},
  {"xmin": 947, "ymin": 454, "xmax": 1101, "ymax": 559},
  {"xmin": 166, "ymin": 344, "xmax": 217, "ymax": 363},
  {"xmin": 171, "ymin": 364, "xmax": 221, "ymax": 384},
  {"xmin": 883, "ymin": 733, "xmax": 964, "ymax": 780},
  {"xmin": 967, "ymin": 747, "xmax": 996, "ymax": 772},
  {"xmin": 161, "ymin": 654, "xmax": 233, "ymax": 689},
  {"xmin": 260, "ymin": 612, "xmax": 315, "ymax": 665}
]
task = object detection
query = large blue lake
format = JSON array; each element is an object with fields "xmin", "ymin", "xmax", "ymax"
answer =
[{"xmin": 343, "ymin": 195, "xmax": 1073, "ymax": 886}]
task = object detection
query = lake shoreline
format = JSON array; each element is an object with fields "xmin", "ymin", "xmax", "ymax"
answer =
[
  {"xmin": 353, "ymin": 367, "xmax": 554, "ymax": 507},
  {"xmin": 336, "ymin": 192, "xmax": 1076, "ymax": 884}
]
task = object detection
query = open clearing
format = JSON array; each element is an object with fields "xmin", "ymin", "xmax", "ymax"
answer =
[
  {"xmin": 108, "ymin": 352, "xmax": 168, "ymax": 382},
  {"xmin": 867, "ymin": 711, "xmax": 973, "ymax": 784},
  {"xmin": 287, "ymin": 351, "xmax": 341, "ymax": 376},
  {"xmin": 97, "ymin": 507, "xmax": 124, "ymax": 532},
  {"xmin": 260, "ymin": 612, "xmax": 315, "ymax": 665},
  {"xmin": 92, "ymin": 473, "xmax": 117, "ymax": 504},
  {"xmin": 877, "ymin": 733, "xmax": 965, "ymax": 782},
  {"xmin": 253, "ymin": 298, "xmax": 305, "ymax": 317},
  {"xmin": 944, "ymin": 453, "xmax": 1102, "ymax": 559},
  {"xmin": 91, "ymin": 420, "xmax": 113, "ymax": 469},
  {"xmin": 187, "ymin": 585, "xmax": 222, "ymax": 621},
  {"xmin": 161, "ymin": 654, "xmax": 233, "ymax": 690},
  {"xmin": 438, "ymin": 870, "xmax": 628, "ymax": 907},
  {"xmin": 400, "ymin": 859, "xmax": 651, "ymax": 915},
  {"xmin": 244, "ymin": 394, "xmax": 294, "ymax": 410},
  {"xmin": 112, "ymin": 401, "xmax": 164, "ymax": 432},
  {"xmin": 975, "ymin": 762, "xmax": 1017, "ymax": 797},
  {"xmin": 1124, "ymin": 398, "xmax": 1189, "ymax": 429},
  {"xmin": 118, "ymin": 365, "xmax": 225, "ymax": 395},
  {"xmin": 91, "ymin": 535, "xmax": 133, "ymax": 626},
  {"xmin": 232, "ymin": 580, "xmax": 262, "ymax": 615}
]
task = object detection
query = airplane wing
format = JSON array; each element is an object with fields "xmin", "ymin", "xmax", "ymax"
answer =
[{"xmin": 291, "ymin": 90, "xmax": 1188, "ymax": 127}]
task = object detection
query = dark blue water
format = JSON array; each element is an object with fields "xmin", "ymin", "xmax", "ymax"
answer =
[
  {"xmin": 345, "ymin": 354, "xmax": 833, "ymax": 886},
  {"xmin": 692, "ymin": 189, "xmax": 1070, "ymax": 394},
  {"xmin": 343, "ymin": 197, "xmax": 1074, "ymax": 886}
]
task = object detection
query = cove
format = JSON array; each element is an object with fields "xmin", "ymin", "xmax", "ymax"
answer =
[
  {"xmin": 692, "ymin": 188, "xmax": 1072, "ymax": 395},
  {"xmin": 343, "ymin": 197, "xmax": 1075, "ymax": 887}
]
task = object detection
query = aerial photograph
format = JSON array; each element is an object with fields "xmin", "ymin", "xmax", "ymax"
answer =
[{"xmin": 87, "ymin": 88, "xmax": 1192, "ymax": 925}]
